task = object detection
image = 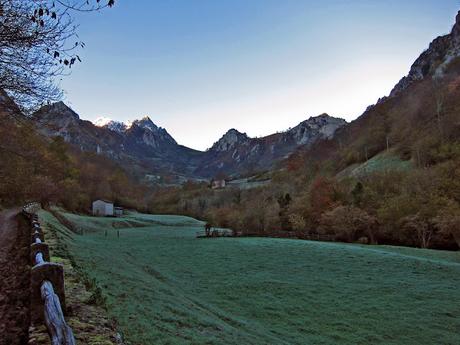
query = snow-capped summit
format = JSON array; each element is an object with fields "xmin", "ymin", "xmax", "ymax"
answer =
[
  {"xmin": 94, "ymin": 117, "xmax": 132, "ymax": 133},
  {"xmin": 94, "ymin": 116, "xmax": 112, "ymax": 127},
  {"xmin": 92, "ymin": 115, "xmax": 164, "ymax": 134}
]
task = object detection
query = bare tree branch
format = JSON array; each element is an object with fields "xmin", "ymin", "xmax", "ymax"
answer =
[{"xmin": 0, "ymin": 0, "xmax": 115, "ymax": 112}]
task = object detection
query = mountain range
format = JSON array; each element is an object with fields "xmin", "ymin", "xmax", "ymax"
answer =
[{"xmin": 31, "ymin": 102, "xmax": 346, "ymax": 181}]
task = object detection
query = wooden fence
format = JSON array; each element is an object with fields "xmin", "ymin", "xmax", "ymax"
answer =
[
  {"xmin": 243, "ymin": 231, "xmax": 336, "ymax": 241},
  {"xmin": 196, "ymin": 228, "xmax": 335, "ymax": 242},
  {"xmin": 196, "ymin": 228, "xmax": 236, "ymax": 238},
  {"xmin": 23, "ymin": 203, "xmax": 76, "ymax": 345},
  {"xmin": 291, "ymin": 232, "xmax": 335, "ymax": 242}
]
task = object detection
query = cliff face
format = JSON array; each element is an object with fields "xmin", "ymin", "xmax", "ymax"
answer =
[{"xmin": 390, "ymin": 11, "xmax": 460, "ymax": 98}]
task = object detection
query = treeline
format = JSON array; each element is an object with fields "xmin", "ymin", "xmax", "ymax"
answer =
[
  {"xmin": 148, "ymin": 59, "xmax": 460, "ymax": 250},
  {"xmin": 147, "ymin": 157, "xmax": 460, "ymax": 250}
]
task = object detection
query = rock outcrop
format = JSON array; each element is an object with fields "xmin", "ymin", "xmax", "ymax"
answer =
[
  {"xmin": 390, "ymin": 11, "xmax": 460, "ymax": 97},
  {"xmin": 98, "ymin": 119, "xmax": 128, "ymax": 133},
  {"xmin": 288, "ymin": 114, "xmax": 346, "ymax": 144},
  {"xmin": 210, "ymin": 129, "xmax": 250, "ymax": 152},
  {"xmin": 126, "ymin": 116, "xmax": 177, "ymax": 149}
]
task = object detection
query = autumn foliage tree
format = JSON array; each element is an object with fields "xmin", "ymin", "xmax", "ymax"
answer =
[
  {"xmin": 319, "ymin": 206, "xmax": 377, "ymax": 243},
  {"xmin": 309, "ymin": 176, "xmax": 337, "ymax": 223}
]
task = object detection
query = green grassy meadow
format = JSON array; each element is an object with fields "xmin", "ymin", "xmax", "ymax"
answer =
[
  {"xmin": 336, "ymin": 150, "xmax": 413, "ymax": 179},
  {"xmin": 40, "ymin": 210, "xmax": 460, "ymax": 345}
]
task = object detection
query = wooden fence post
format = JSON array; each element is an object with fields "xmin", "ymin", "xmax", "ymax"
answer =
[
  {"xmin": 23, "ymin": 203, "xmax": 76, "ymax": 345},
  {"xmin": 41, "ymin": 281, "xmax": 76, "ymax": 345}
]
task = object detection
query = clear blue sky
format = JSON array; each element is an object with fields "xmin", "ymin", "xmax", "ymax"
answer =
[{"xmin": 61, "ymin": 0, "xmax": 460, "ymax": 150}]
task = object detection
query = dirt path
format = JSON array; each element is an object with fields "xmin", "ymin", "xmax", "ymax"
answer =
[{"xmin": 0, "ymin": 208, "xmax": 31, "ymax": 345}]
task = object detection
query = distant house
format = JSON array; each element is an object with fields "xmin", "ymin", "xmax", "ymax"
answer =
[
  {"xmin": 92, "ymin": 199, "xmax": 114, "ymax": 216},
  {"xmin": 114, "ymin": 206, "xmax": 124, "ymax": 217},
  {"xmin": 211, "ymin": 179, "xmax": 226, "ymax": 189}
]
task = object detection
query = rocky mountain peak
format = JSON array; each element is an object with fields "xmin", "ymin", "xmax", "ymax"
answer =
[
  {"xmin": 32, "ymin": 102, "xmax": 81, "ymax": 137},
  {"xmin": 390, "ymin": 11, "xmax": 460, "ymax": 97},
  {"xmin": 126, "ymin": 116, "xmax": 177, "ymax": 148},
  {"xmin": 288, "ymin": 114, "xmax": 346, "ymax": 144},
  {"xmin": 105, "ymin": 120, "xmax": 128, "ymax": 133},
  {"xmin": 453, "ymin": 11, "xmax": 460, "ymax": 36},
  {"xmin": 132, "ymin": 116, "xmax": 158, "ymax": 132},
  {"xmin": 301, "ymin": 113, "xmax": 338, "ymax": 125},
  {"xmin": 94, "ymin": 117, "xmax": 131, "ymax": 133},
  {"xmin": 211, "ymin": 128, "xmax": 250, "ymax": 152},
  {"xmin": 36, "ymin": 101, "xmax": 80, "ymax": 120},
  {"xmin": 31, "ymin": 102, "xmax": 93, "ymax": 145}
]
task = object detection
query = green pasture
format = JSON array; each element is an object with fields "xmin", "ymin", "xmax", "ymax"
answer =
[
  {"xmin": 40, "ymin": 210, "xmax": 460, "ymax": 345},
  {"xmin": 337, "ymin": 150, "xmax": 413, "ymax": 179}
]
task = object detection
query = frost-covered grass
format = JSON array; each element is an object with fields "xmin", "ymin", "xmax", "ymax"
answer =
[
  {"xmin": 42, "ymin": 210, "xmax": 460, "ymax": 345},
  {"xmin": 37, "ymin": 210, "xmax": 120, "ymax": 345}
]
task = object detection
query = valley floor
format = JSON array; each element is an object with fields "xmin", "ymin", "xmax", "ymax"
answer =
[{"xmin": 40, "ymin": 210, "xmax": 460, "ymax": 345}]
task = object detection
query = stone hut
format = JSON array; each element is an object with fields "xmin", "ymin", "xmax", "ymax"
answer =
[{"xmin": 92, "ymin": 199, "xmax": 114, "ymax": 216}]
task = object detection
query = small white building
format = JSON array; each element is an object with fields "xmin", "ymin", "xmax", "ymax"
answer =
[{"xmin": 92, "ymin": 199, "xmax": 114, "ymax": 216}]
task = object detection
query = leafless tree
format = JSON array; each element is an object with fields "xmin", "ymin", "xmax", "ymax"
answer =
[
  {"xmin": 0, "ymin": 0, "xmax": 114, "ymax": 111},
  {"xmin": 401, "ymin": 213, "xmax": 433, "ymax": 249}
]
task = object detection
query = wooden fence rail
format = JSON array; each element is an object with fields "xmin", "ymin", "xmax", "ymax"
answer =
[
  {"xmin": 196, "ymin": 228, "xmax": 335, "ymax": 242},
  {"xmin": 23, "ymin": 203, "xmax": 76, "ymax": 345},
  {"xmin": 196, "ymin": 228, "xmax": 236, "ymax": 238}
]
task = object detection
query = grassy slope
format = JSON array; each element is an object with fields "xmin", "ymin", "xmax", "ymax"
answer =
[
  {"xmin": 42, "ymin": 210, "xmax": 460, "ymax": 345},
  {"xmin": 336, "ymin": 150, "xmax": 413, "ymax": 179}
]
